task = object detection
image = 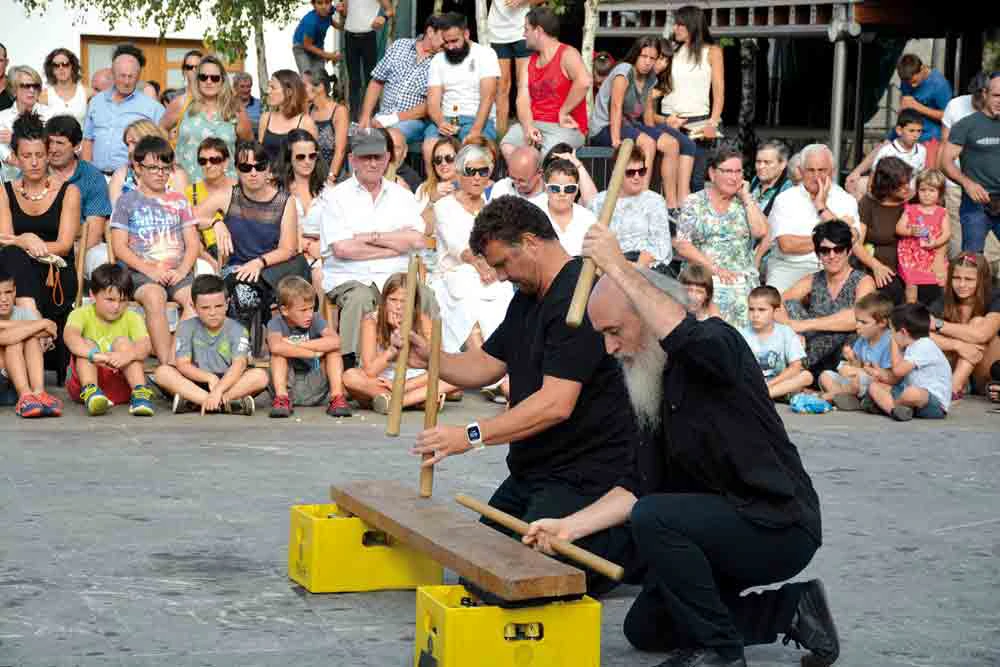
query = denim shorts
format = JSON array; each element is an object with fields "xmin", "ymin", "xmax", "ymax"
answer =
[
  {"xmin": 891, "ymin": 383, "xmax": 947, "ymax": 419},
  {"xmin": 821, "ymin": 368, "xmax": 874, "ymax": 397},
  {"xmin": 427, "ymin": 116, "xmax": 497, "ymax": 142},
  {"xmin": 492, "ymin": 40, "xmax": 531, "ymax": 60}
]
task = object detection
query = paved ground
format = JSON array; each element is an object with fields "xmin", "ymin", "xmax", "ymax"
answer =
[{"xmin": 0, "ymin": 385, "xmax": 998, "ymax": 667}]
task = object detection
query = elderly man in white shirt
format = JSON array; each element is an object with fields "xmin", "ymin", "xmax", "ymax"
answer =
[
  {"xmin": 765, "ymin": 144, "xmax": 860, "ymax": 293},
  {"xmin": 488, "ymin": 145, "xmax": 546, "ymax": 207},
  {"xmin": 318, "ymin": 130, "xmax": 429, "ymax": 364}
]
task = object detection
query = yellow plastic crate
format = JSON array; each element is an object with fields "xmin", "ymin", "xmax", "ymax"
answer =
[
  {"xmin": 288, "ymin": 503, "xmax": 443, "ymax": 593},
  {"xmin": 414, "ymin": 585, "xmax": 601, "ymax": 667}
]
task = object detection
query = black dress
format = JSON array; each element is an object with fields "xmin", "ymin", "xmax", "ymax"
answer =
[{"xmin": 1, "ymin": 181, "xmax": 77, "ymax": 318}]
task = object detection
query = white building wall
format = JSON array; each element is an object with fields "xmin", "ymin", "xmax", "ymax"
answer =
[{"xmin": 0, "ymin": 0, "xmax": 339, "ymax": 96}]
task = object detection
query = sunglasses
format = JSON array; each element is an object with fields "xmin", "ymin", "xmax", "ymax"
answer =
[
  {"xmin": 237, "ymin": 161, "xmax": 270, "ymax": 173},
  {"xmin": 956, "ymin": 252, "xmax": 980, "ymax": 265},
  {"xmin": 138, "ymin": 162, "xmax": 172, "ymax": 174},
  {"xmin": 625, "ymin": 167, "xmax": 647, "ymax": 178},
  {"xmin": 198, "ymin": 73, "xmax": 223, "ymax": 83},
  {"xmin": 432, "ymin": 153, "xmax": 456, "ymax": 166},
  {"xmin": 182, "ymin": 63, "xmax": 198, "ymax": 71},
  {"xmin": 816, "ymin": 245, "xmax": 849, "ymax": 257},
  {"xmin": 294, "ymin": 152, "xmax": 319, "ymax": 162},
  {"xmin": 546, "ymin": 183, "xmax": 579, "ymax": 195},
  {"xmin": 463, "ymin": 166, "xmax": 490, "ymax": 178},
  {"xmin": 52, "ymin": 61, "xmax": 72, "ymax": 69},
  {"xmin": 198, "ymin": 155, "xmax": 227, "ymax": 166},
  {"xmin": 18, "ymin": 83, "xmax": 42, "ymax": 92}
]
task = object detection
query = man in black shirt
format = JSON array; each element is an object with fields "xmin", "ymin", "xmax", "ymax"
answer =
[
  {"xmin": 407, "ymin": 196, "xmax": 635, "ymax": 591},
  {"xmin": 525, "ymin": 224, "xmax": 840, "ymax": 667}
]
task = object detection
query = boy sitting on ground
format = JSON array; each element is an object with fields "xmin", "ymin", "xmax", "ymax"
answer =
[
  {"xmin": 866, "ymin": 303, "xmax": 951, "ymax": 421},
  {"xmin": 0, "ymin": 269, "xmax": 62, "ymax": 417},
  {"xmin": 819, "ymin": 292, "xmax": 894, "ymax": 411},
  {"xmin": 153, "ymin": 275, "xmax": 269, "ymax": 415},
  {"xmin": 267, "ymin": 276, "xmax": 351, "ymax": 418},
  {"xmin": 64, "ymin": 263, "xmax": 156, "ymax": 416},
  {"xmin": 740, "ymin": 286, "xmax": 814, "ymax": 400}
]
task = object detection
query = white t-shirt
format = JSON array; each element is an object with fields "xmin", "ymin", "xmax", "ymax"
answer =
[
  {"xmin": 344, "ymin": 0, "xmax": 381, "ymax": 33},
  {"xmin": 872, "ymin": 139, "xmax": 926, "ymax": 181},
  {"xmin": 427, "ymin": 42, "xmax": 501, "ymax": 118},
  {"xmin": 487, "ymin": 1, "xmax": 530, "ymax": 44},
  {"xmin": 542, "ymin": 201, "xmax": 596, "ymax": 256},
  {"xmin": 318, "ymin": 176, "xmax": 424, "ymax": 292},
  {"xmin": 487, "ymin": 177, "xmax": 547, "ymax": 208},
  {"xmin": 739, "ymin": 323, "xmax": 806, "ymax": 379},
  {"xmin": 768, "ymin": 183, "xmax": 860, "ymax": 265},
  {"xmin": 942, "ymin": 94, "xmax": 976, "ymax": 186},
  {"xmin": 902, "ymin": 337, "xmax": 952, "ymax": 412}
]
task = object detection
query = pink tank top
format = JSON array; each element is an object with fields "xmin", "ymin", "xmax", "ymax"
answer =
[{"xmin": 528, "ymin": 44, "xmax": 588, "ymax": 136}]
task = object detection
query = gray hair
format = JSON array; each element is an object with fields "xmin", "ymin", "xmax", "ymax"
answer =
[
  {"xmin": 231, "ymin": 71, "xmax": 253, "ymax": 85},
  {"xmin": 787, "ymin": 151, "xmax": 802, "ymax": 173},
  {"xmin": 455, "ymin": 144, "xmax": 494, "ymax": 174},
  {"xmin": 757, "ymin": 140, "xmax": 790, "ymax": 163},
  {"xmin": 636, "ymin": 267, "xmax": 689, "ymax": 308},
  {"xmin": 799, "ymin": 143, "xmax": 834, "ymax": 167}
]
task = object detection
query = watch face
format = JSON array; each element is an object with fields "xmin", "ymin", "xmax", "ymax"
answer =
[{"xmin": 467, "ymin": 424, "xmax": 481, "ymax": 441}]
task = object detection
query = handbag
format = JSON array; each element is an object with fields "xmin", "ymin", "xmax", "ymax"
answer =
[
  {"xmin": 34, "ymin": 253, "xmax": 67, "ymax": 307},
  {"xmin": 260, "ymin": 254, "xmax": 312, "ymax": 292}
]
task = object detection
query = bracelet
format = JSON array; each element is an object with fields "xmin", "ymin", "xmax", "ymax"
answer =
[
  {"xmin": 87, "ymin": 347, "xmax": 98, "ymax": 363},
  {"xmin": 817, "ymin": 208, "xmax": 828, "ymax": 217},
  {"xmin": 259, "ymin": 255, "xmax": 268, "ymax": 267}
]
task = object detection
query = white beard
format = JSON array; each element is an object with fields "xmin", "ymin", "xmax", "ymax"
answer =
[{"xmin": 618, "ymin": 333, "xmax": 668, "ymax": 433}]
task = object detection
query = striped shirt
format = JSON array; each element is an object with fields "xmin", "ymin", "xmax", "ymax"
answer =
[{"xmin": 370, "ymin": 38, "xmax": 435, "ymax": 116}]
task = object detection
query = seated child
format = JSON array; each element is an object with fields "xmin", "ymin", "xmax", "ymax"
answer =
[
  {"xmin": 895, "ymin": 169, "xmax": 949, "ymax": 304},
  {"xmin": 153, "ymin": 274, "xmax": 269, "ymax": 415},
  {"xmin": 740, "ymin": 286, "xmax": 814, "ymax": 400},
  {"xmin": 0, "ymin": 269, "xmax": 62, "ymax": 417},
  {"xmin": 344, "ymin": 272, "xmax": 458, "ymax": 413},
  {"xmin": 866, "ymin": 303, "xmax": 951, "ymax": 421},
  {"xmin": 678, "ymin": 263, "xmax": 721, "ymax": 321},
  {"xmin": 267, "ymin": 276, "xmax": 351, "ymax": 418},
  {"xmin": 819, "ymin": 292, "xmax": 894, "ymax": 410},
  {"xmin": 64, "ymin": 263, "xmax": 156, "ymax": 416},
  {"xmin": 109, "ymin": 135, "xmax": 199, "ymax": 364}
]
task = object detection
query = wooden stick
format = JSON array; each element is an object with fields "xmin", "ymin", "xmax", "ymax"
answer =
[
  {"xmin": 565, "ymin": 137, "xmax": 635, "ymax": 327},
  {"xmin": 455, "ymin": 493, "xmax": 625, "ymax": 582},
  {"xmin": 386, "ymin": 254, "xmax": 419, "ymax": 436},
  {"xmin": 419, "ymin": 318, "xmax": 442, "ymax": 498}
]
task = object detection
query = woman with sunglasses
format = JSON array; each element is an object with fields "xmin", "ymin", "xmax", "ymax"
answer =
[
  {"xmin": 926, "ymin": 253, "xmax": 1000, "ymax": 402},
  {"xmin": 587, "ymin": 143, "xmax": 673, "ymax": 272},
  {"xmin": 277, "ymin": 128, "xmax": 327, "ymax": 295},
  {"xmin": 302, "ymin": 69, "xmax": 347, "ymax": 182},
  {"xmin": 539, "ymin": 159, "xmax": 595, "ymax": 256},
  {"xmin": 428, "ymin": 144, "xmax": 513, "ymax": 357},
  {"xmin": 777, "ymin": 220, "xmax": 875, "ymax": 379},
  {"xmin": 0, "ymin": 66, "xmax": 51, "ymax": 183},
  {"xmin": 39, "ymin": 49, "xmax": 89, "ymax": 126},
  {"xmin": 184, "ymin": 137, "xmax": 237, "ymax": 272},
  {"xmin": 415, "ymin": 137, "xmax": 461, "ymax": 274},
  {"xmin": 193, "ymin": 141, "xmax": 299, "ymax": 334},
  {"xmin": 259, "ymin": 70, "xmax": 318, "ymax": 164},
  {"xmin": 162, "ymin": 55, "xmax": 252, "ymax": 182}
]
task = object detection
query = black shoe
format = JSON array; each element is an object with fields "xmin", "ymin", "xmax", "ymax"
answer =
[
  {"xmin": 783, "ymin": 579, "xmax": 840, "ymax": 666},
  {"xmin": 654, "ymin": 648, "xmax": 746, "ymax": 667}
]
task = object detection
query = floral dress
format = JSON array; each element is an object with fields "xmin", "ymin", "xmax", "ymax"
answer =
[
  {"xmin": 677, "ymin": 190, "xmax": 758, "ymax": 329},
  {"xmin": 176, "ymin": 108, "xmax": 238, "ymax": 181}
]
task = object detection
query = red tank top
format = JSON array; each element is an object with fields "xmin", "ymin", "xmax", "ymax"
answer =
[{"xmin": 528, "ymin": 44, "xmax": 588, "ymax": 136}]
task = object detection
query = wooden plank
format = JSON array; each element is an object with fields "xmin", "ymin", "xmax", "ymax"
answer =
[{"xmin": 331, "ymin": 480, "xmax": 586, "ymax": 601}]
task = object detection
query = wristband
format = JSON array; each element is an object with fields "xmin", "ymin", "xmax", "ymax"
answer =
[
  {"xmin": 259, "ymin": 255, "xmax": 269, "ymax": 267},
  {"xmin": 817, "ymin": 208, "xmax": 828, "ymax": 217},
  {"xmin": 87, "ymin": 347, "xmax": 98, "ymax": 363}
]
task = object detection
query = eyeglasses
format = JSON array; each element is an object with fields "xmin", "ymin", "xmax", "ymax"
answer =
[
  {"xmin": 714, "ymin": 168, "xmax": 743, "ymax": 176},
  {"xmin": 182, "ymin": 63, "xmax": 198, "ymax": 71},
  {"xmin": 546, "ymin": 183, "xmax": 579, "ymax": 195},
  {"xmin": 138, "ymin": 162, "xmax": 172, "ymax": 174},
  {"xmin": 432, "ymin": 153, "xmax": 456, "ymax": 166},
  {"xmin": 18, "ymin": 83, "xmax": 42, "ymax": 92},
  {"xmin": 198, "ymin": 73, "xmax": 223, "ymax": 83},
  {"xmin": 463, "ymin": 166, "xmax": 490, "ymax": 178},
  {"xmin": 816, "ymin": 245, "xmax": 849, "ymax": 257},
  {"xmin": 52, "ymin": 61, "xmax": 72, "ymax": 69},
  {"xmin": 294, "ymin": 152, "xmax": 319, "ymax": 162},
  {"xmin": 625, "ymin": 167, "xmax": 647, "ymax": 178},
  {"xmin": 198, "ymin": 155, "xmax": 227, "ymax": 166},
  {"xmin": 237, "ymin": 161, "xmax": 270, "ymax": 173}
]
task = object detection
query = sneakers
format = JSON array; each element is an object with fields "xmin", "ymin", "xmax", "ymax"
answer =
[
  {"xmin": 372, "ymin": 393, "xmax": 391, "ymax": 415},
  {"xmin": 172, "ymin": 393, "xmax": 194, "ymax": 414},
  {"xmin": 129, "ymin": 386, "xmax": 156, "ymax": 417},
  {"xmin": 654, "ymin": 649, "xmax": 746, "ymax": 667},
  {"xmin": 234, "ymin": 396, "xmax": 255, "ymax": 416},
  {"xmin": 326, "ymin": 394, "xmax": 352, "ymax": 417},
  {"xmin": 830, "ymin": 393, "xmax": 861, "ymax": 411},
  {"xmin": 860, "ymin": 396, "xmax": 881, "ymax": 415},
  {"xmin": 270, "ymin": 394, "xmax": 293, "ymax": 418},
  {"xmin": 81, "ymin": 384, "xmax": 112, "ymax": 416},
  {"xmin": 15, "ymin": 393, "xmax": 45, "ymax": 418},
  {"xmin": 890, "ymin": 405, "xmax": 914, "ymax": 422},
  {"xmin": 783, "ymin": 579, "xmax": 840, "ymax": 666},
  {"xmin": 38, "ymin": 391, "xmax": 63, "ymax": 417}
]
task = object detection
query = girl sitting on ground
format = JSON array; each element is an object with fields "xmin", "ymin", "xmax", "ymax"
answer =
[
  {"xmin": 343, "ymin": 273, "xmax": 458, "ymax": 414},
  {"xmin": 678, "ymin": 262, "xmax": 721, "ymax": 321}
]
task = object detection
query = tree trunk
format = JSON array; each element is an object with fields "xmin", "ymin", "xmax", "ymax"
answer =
[
  {"xmin": 737, "ymin": 38, "xmax": 759, "ymax": 161},
  {"xmin": 581, "ymin": 0, "xmax": 599, "ymax": 116},
  {"xmin": 475, "ymin": 0, "xmax": 488, "ymax": 45},
  {"xmin": 253, "ymin": 10, "xmax": 268, "ymax": 102}
]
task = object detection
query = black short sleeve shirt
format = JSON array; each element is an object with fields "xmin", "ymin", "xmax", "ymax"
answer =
[{"xmin": 483, "ymin": 258, "xmax": 636, "ymax": 493}]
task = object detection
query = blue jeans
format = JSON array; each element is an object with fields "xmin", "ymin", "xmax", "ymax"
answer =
[
  {"xmin": 428, "ymin": 115, "xmax": 497, "ymax": 142},
  {"xmin": 396, "ymin": 119, "xmax": 436, "ymax": 143},
  {"xmin": 891, "ymin": 383, "xmax": 947, "ymax": 419},
  {"xmin": 959, "ymin": 193, "xmax": 1000, "ymax": 252}
]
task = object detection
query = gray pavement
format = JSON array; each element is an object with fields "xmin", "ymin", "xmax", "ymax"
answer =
[{"xmin": 0, "ymin": 387, "xmax": 998, "ymax": 667}]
